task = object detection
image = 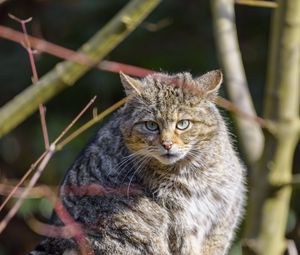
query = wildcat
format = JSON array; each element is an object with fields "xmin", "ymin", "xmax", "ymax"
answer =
[{"xmin": 30, "ymin": 70, "xmax": 246, "ymax": 255}]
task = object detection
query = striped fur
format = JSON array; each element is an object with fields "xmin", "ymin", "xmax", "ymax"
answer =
[{"xmin": 30, "ymin": 70, "xmax": 246, "ymax": 255}]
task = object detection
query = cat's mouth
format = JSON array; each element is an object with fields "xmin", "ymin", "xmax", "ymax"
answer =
[
  {"xmin": 161, "ymin": 153, "xmax": 178, "ymax": 159},
  {"xmin": 156, "ymin": 152, "xmax": 182, "ymax": 165}
]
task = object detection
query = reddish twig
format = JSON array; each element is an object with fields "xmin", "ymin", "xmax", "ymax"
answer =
[
  {"xmin": 56, "ymin": 96, "xmax": 130, "ymax": 151},
  {"xmin": 27, "ymin": 217, "xmax": 78, "ymax": 239},
  {"xmin": 0, "ymin": 145, "xmax": 55, "ymax": 234},
  {"xmin": 0, "ymin": 96, "xmax": 96, "ymax": 224},
  {"xmin": 53, "ymin": 199, "xmax": 94, "ymax": 255},
  {"xmin": 0, "ymin": 151, "xmax": 47, "ymax": 213},
  {"xmin": 8, "ymin": 14, "xmax": 50, "ymax": 149},
  {"xmin": 216, "ymin": 97, "xmax": 270, "ymax": 128},
  {"xmin": 61, "ymin": 183, "xmax": 143, "ymax": 197},
  {"xmin": 52, "ymin": 96, "xmax": 97, "ymax": 145},
  {"xmin": 20, "ymin": 185, "xmax": 93, "ymax": 254},
  {"xmin": 0, "ymin": 25, "xmax": 152, "ymax": 77},
  {"xmin": 0, "ymin": 183, "xmax": 143, "ymax": 200},
  {"xmin": 0, "ymin": 23, "xmax": 273, "ymax": 130},
  {"xmin": 0, "ymin": 183, "xmax": 55, "ymax": 198},
  {"xmin": 99, "ymin": 60, "xmax": 153, "ymax": 77},
  {"xmin": 0, "ymin": 146, "xmax": 93, "ymax": 254},
  {"xmin": 0, "ymin": 182, "xmax": 141, "ymax": 254}
]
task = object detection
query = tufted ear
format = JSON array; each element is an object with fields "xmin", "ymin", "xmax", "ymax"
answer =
[
  {"xmin": 195, "ymin": 70, "xmax": 223, "ymax": 99},
  {"xmin": 120, "ymin": 72, "xmax": 142, "ymax": 96}
]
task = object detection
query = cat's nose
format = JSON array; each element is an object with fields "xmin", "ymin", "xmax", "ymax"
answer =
[{"xmin": 162, "ymin": 141, "xmax": 173, "ymax": 150}]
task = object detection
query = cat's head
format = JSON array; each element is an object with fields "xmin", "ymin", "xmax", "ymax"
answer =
[{"xmin": 120, "ymin": 70, "xmax": 223, "ymax": 166}]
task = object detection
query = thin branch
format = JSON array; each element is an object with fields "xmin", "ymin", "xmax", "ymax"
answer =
[
  {"xmin": 99, "ymin": 60, "xmax": 153, "ymax": 77},
  {"xmin": 0, "ymin": 182, "xmax": 142, "ymax": 254},
  {"xmin": 0, "ymin": 96, "xmax": 96, "ymax": 215},
  {"xmin": 27, "ymin": 217, "xmax": 78, "ymax": 239},
  {"xmin": 51, "ymin": 195, "xmax": 94, "ymax": 255},
  {"xmin": 9, "ymin": 14, "xmax": 50, "ymax": 149},
  {"xmin": 0, "ymin": 147, "xmax": 94, "ymax": 255},
  {"xmin": 141, "ymin": 18, "xmax": 173, "ymax": 32},
  {"xmin": 0, "ymin": 0, "xmax": 161, "ymax": 138},
  {"xmin": 0, "ymin": 25, "xmax": 153, "ymax": 77},
  {"xmin": 211, "ymin": 0, "xmax": 264, "ymax": 166},
  {"xmin": 0, "ymin": 183, "xmax": 54, "ymax": 199},
  {"xmin": 52, "ymin": 96, "xmax": 97, "ymax": 145},
  {"xmin": 0, "ymin": 145, "xmax": 55, "ymax": 234},
  {"xmin": 235, "ymin": 0, "xmax": 278, "ymax": 8},
  {"xmin": 216, "ymin": 97, "xmax": 271, "ymax": 129},
  {"xmin": 275, "ymin": 174, "xmax": 300, "ymax": 189},
  {"xmin": 56, "ymin": 96, "xmax": 130, "ymax": 151},
  {"xmin": 21, "ymin": 185, "xmax": 93, "ymax": 254},
  {"xmin": 0, "ymin": 151, "xmax": 47, "ymax": 213},
  {"xmin": 0, "ymin": 24, "xmax": 272, "ymax": 135}
]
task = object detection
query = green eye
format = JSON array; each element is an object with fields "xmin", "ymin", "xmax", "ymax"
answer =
[
  {"xmin": 176, "ymin": 120, "xmax": 190, "ymax": 130},
  {"xmin": 145, "ymin": 121, "xmax": 159, "ymax": 131}
]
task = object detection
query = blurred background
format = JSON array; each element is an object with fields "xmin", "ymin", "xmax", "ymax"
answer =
[{"xmin": 0, "ymin": 0, "xmax": 298, "ymax": 254}]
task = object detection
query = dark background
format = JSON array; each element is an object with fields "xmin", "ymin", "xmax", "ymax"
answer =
[{"xmin": 0, "ymin": 0, "xmax": 298, "ymax": 254}]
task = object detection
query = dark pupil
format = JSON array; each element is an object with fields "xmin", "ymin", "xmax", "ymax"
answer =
[{"xmin": 148, "ymin": 122, "xmax": 156, "ymax": 130}]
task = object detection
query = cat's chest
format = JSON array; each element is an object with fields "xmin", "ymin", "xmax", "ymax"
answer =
[
  {"xmin": 167, "ymin": 189, "xmax": 221, "ymax": 254},
  {"xmin": 174, "ymin": 190, "xmax": 219, "ymax": 234},
  {"xmin": 156, "ymin": 177, "xmax": 224, "ymax": 230}
]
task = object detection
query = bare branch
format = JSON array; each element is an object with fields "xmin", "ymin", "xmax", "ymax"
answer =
[
  {"xmin": 235, "ymin": 0, "xmax": 278, "ymax": 8},
  {"xmin": 0, "ymin": 25, "xmax": 153, "ymax": 77},
  {"xmin": 27, "ymin": 217, "xmax": 79, "ymax": 239},
  {"xmin": 0, "ymin": 183, "xmax": 54, "ymax": 199},
  {"xmin": 0, "ymin": 96, "xmax": 96, "ymax": 216},
  {"xmin": 0, "ymin": 24, "xmax": 273, "ymax": 136},
  {"xmin": 52, "ymin": 96, "xmax": 97, "ymax": 145},
  {"xmin": 0, "ymin": 151, "xmax": 47, "ymax": 213},
  {"xmin": 9, "ymin": 14, "xmax": 50, "ymax": 149},
  {"xmin": 275, "ymin": 174, "xmax": 300, "ymax": 189},
  {"xmin": 245, "ymin": 0, "xmax": 300, "ymax": 253},
  {"xmin": 0, "ymin": 0, "xmax": 161, "ymax": 138},
  {"xmin": 211, "ymin": 0, "xmax": 265, "ymax": 166},
  {"xmin": 56, "ymin": 96, "xmax": 130, "ymax": 151},
  {"xmin": 0, "ymin": 145, "xmax": 55, "ymax": 234}
]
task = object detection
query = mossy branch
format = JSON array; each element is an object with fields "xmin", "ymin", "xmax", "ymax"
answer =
[
  {"xmin": 0, "ymin": 0, "xmax": 161, "ymax": 138},
  {"xmin": 211, "ymin": 0, "xmax": 264, "ymax": 166},
  {"xmin": 245, "ymin": 0, "xmax": 300, "ymax": 254},
  {"xmin": 235, "ymin": 0, "xmax": 278, "ymax": 8},
  {"xmin": 274, "ymin": 174, "xmax": 300, "ymax": 190}
]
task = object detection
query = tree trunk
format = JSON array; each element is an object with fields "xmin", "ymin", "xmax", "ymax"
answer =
[
  {"xmin": 245, "ymin": 1, "xmax": 300, "ymax": 254},
  {"xmin": 211, "ymin": 0, "xmax": 264, "ymax": 166}
]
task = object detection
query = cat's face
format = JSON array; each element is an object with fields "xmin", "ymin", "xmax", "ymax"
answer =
[{"xmin": 120, "ymin": 71, "xmax": 222, "ymax": 166}]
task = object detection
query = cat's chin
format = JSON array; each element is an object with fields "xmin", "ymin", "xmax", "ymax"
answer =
[{"xmin": 155, "ymin": 153, "xmax": 183, "ymax": 165}]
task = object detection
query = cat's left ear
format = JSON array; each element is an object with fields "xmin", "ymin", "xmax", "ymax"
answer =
[
  {"xmin": 195, "ymin": 70, "xmax": 223, "ymax": 99},
  {"xmin": 120, "ymin": 72, "xmax": 142, "ymax": 96}
]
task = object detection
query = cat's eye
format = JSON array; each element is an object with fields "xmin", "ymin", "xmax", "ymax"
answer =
[
  {"xmin": 145, "ymin": 121, "xmax": 159, "ymax": 131},
  {"xmin": 176, "ymin": 120, "xmax": 190, "ymax": 130}
]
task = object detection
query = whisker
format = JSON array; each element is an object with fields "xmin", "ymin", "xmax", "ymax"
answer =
[
  {"xmin": 126, "ymin": 156, "xmax": 150, "ymax": 197},
  {"xmin": 108, "ymin": 150, "xmax": 146, "ymax": 177},
  {"xmin": 119, "ymin": 154, "xmax": 149, "ymax": 183}
]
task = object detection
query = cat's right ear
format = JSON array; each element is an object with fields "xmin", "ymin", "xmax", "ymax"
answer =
[
  {"xmin": 195, "ymin": 70, "xmax": 223, "ymax": 99},
  {"xmin": 120, "ymin": 72, "xmax": 142, "ymax": 96}
]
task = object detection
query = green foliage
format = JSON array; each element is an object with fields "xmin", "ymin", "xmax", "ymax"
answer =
[{"xmin": 16, "ymin": 198, "xmax": 52, "ymax": 219}]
